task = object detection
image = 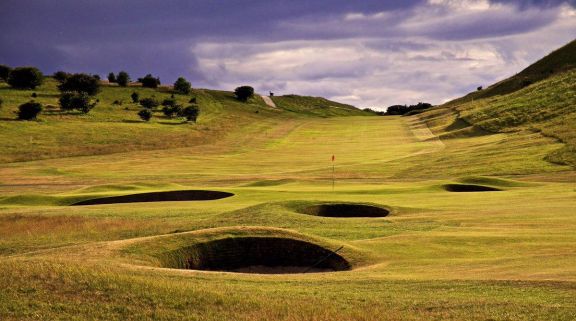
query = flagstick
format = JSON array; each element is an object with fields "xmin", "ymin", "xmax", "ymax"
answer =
[
  {"xmin": 332, "ymin": 155, "xmax": 335, "ymax": 192},
  {"xmin": 332, "ymin": 163, "xmax": 334, "ymax": 192}
]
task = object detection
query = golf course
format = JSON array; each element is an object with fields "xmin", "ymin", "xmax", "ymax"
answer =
[{"xmin": 0, "ymin": 39, "xmax": 575, "ymax": 320}]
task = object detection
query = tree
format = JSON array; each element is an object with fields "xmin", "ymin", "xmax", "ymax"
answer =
[
  {"xmin": 0, "ymin": 64, "xmax": 12, "ymax": 81},
  {"xmin": 7, "ymin": 67, "xmax": 43, "ymax": 89},
  {"xmin": 59, "ymin": 92, "xmax": 98, "ymax": 113},
  {"xmin": 173, "ymin": 77, "xmax": 191, "ymax": 94},
  {"xmin": 53, "ymin": 71, "xmax": 70, "ymax": 83},
  {"xmin": 131, "ymin": 92, "xmax": 139, "ymax": 103},
  {"xmin": 139, "ymin": 97, "xmax": 159, "ymax": 109},
  {"xmin": 181, "ymin": 105, "xmax": 199, "ymax": 122},
  {"xmin": 138, "ymin": 109, "xmax": 152, "ymax": 121},
  {"xmin": 92, "ymin": 74, "xmax": 101, "ymax": 80},
  {"xmin": 117, "ymin": 71, "xmax": 130, "ymax": 87},
  {"xmin": 107, "ymin": 72, "xmax": 117, "ymax": 83},
  {"xmin": 234, "ymin": 86, "xmax": 254, "ymax": 102},
  {"xmin": 18, "ymin": 101, "xmax": 42, "ymax": 120},
  {"xmin": 477, "ymin": 86, "xmax": 483, "ymax": 91},
  {"xmin": 138, "ymin": 74, "xmax": 160, "ymax": 88},
  {"xmin": 58, "ymin": 73, "xmax": 100, "ymax": 95}
]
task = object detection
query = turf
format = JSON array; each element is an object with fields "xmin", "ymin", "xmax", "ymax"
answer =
[{"xmin": 0, "ymin": 61, "xmax": 575, "ymax": 319}]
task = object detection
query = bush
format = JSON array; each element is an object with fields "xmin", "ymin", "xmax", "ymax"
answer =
[
  {"xmin": 53, "ymin": 71, "xmax": 70, "ymax": 83},
  {"xmin": 107, "ymin": 72, "xmax": 117, "ymax": 83},
  {"xmin": 59, "ymin": 92, "xmax": 97, "ymax": 113},
  {"xmin": 0, "ymin": 64, "xmax": 11, "ymax": 81},
  {"xmin": 139, "ymin": 97, "xmax": 159, "ymax": 109},
  {"xmin": 189, "ymin": 97, "xmax": 197, "ymax": 103},
  {"xmin": 8, "ymin": 67, "xmax": 43, "ymax": 89},
  {"xmin": 131, "ymin": 92, "xmax": 139, "ymax": 103},
  {"xmin": 173, "ymin": 77, "xmax": 191, "ymax": 94},
  {"xmin": 234, "ymin": 86, "xmax": 254, "ymax": 102},
  {"xmin": 31, "ymin": 92, "xmax": 37, "ymax": 98},
  {"xmin": 117, "ymin": 71, "xmax": 130, "ymax": 87},
  {"xmin": 58, "ymin": 73, "xmax": 100, "ymax": 95},
  {"xmin": 18, "ymin": 101, "xmax": 42, "ymax": 120},
  {"xmin": 138, "ymin": 74, "xmax": 160, "ymax": 88},
  {"xmin": 138, "ymin": 109, "xmax": 152, "ymax": 121},
  {"xmin": 162, "ymin": 97, "xmax": 177, "ymax": 107},
  {"xmin": 162, "ymin": 99, "xmax": 182, "ymax": 117},
  {"xmin": 92, "ymin": 74, "xmax": 101, "ymax": 80},
  {"xmin": 181, "ymin": 105, "xmax": 199, "ymax": 122},
  {"xmin": 0, "ymin": 97, "xmax": 3, "ymax": 108}
]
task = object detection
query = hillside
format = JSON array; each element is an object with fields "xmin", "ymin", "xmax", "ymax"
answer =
[
  {"xmin": 419, "ymin": 40, "xmax": 576, "ymax": 167},
  {"xmin": 445, "ymin": 39, "xmax": 576, "ymax": 105},
  {"xmin": 0, "ymin": 79, "xmax": 370, "ymax": 163}
]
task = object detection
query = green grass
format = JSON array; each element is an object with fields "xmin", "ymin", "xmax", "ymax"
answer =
[{"xmin": 0, "ymin": 63, "xmax": 575, "ymax": 320}]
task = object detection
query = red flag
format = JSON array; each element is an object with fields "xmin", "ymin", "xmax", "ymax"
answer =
[{"xmin": 331, "ymin": 155, "xmax": 335, "ymax": 162}]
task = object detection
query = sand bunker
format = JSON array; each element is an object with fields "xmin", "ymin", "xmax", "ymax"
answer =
[
  {"xmin": 165, "ymin": 237, "xmax": 351, "ymax": 274},
  {"xmin": 71, "ymin": 190, "xmax": 234, "ymax": 206},
  {"xmin": 443, "ymin": 184, "xmax": 501, "ymax": 192},
  {"xmin": 301, "ymin": 203, "xmax": 390, "ymax": 218}
]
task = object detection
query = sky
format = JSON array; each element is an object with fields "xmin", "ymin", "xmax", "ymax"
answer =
[{"xmin": 1, "ymin": 0, "xmax": 575, "ymax": 109}]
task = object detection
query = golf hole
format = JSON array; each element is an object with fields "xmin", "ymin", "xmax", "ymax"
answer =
[
  {"xmin": 71, "ymin": 190, "xmax": 234, "ymax": 206},
  {"xmin": 164, "ymin": 237, "xmax": 351, "ymax": 274},
  {"xmin": 301, "ymin": 204, "xmax": 390, "ymax": 218},
  {"xmin": 443, "ymin": 184, "xmax": 501, "ymax": 192}
]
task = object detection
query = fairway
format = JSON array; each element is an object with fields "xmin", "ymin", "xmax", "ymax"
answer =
[{"xmin": 1, "ymin": 109, "xmax": 575, "ymax": 320}]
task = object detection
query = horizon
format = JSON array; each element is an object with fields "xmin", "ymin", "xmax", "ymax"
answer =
[{"xmin": 1, "ymin": 0, "xmax": 575, "ymax": 109}]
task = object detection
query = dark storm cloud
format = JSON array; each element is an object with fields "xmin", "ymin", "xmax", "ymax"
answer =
[{"xmin": 0, "ymin": 0, "xmax": 574, "ymax": 106}]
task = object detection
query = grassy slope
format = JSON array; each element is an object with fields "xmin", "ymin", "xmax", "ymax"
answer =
[
  {"xmin": 446, "ymin": 39, "xmax": 576, "ymax": 105},
  {"xmin": 0, "ymin": 79, "xmax": 370, "ymax": 163},
  {"xmin": 419, "ymin": 68, "xmax": 576, "ymax": 167},
  {"xmin": 0, "ymin": 60, "xmax": 575, "ymax": 319}
]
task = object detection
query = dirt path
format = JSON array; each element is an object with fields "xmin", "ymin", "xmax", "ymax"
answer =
[{"xmin": 261, "ymin": 95, "xmax": 277, "ymax": 108}]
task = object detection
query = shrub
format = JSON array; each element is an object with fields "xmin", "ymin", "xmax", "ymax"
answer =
[
  {"xmin": 0, "ymin": 64, "xmax": 11, "ymax": 81},
  {"xmin": 477, "ymin": 86, "xmax": 483, "ymax": 91},
  {"xmin": 59, "ymin": 92, "xmax": 97, "ymax": 113},
  {"xmin": 234, "ymin": 86, "xmax": 254, "ymax": 102},
  {"xmin": 107, "ymin": 72, "xmax": 117, "ymax": 83},
  {"xmin": 92, "ymin": 74, "xmax": 101, "ymax": 80},
  {"xmin": 58, "ymin": 73, "xmax": 100, "ymax": 95},
  {"xmin": 181, "ymin": 105, "xmax": 199, "ymax": 122},
  {"xmin": 53, "ymin": 71, "xmax": 70, "ymax": 83},
  {"xmin": 131, "ymin": 92, "xmax": 139, "ymax": 103},
  {"xmin": 162, "ymin": 104, "xmax": 182, "ymax": 118},
  {"xmin": 138, "ymin": 109, "xmax": 152, "ymax": 121},
  {"xmin": 31, "ymin": 92, "xmax": 37, "ymax": 98},
  {"xmin": 139, "ymin": 97, "xmax": 159, "ymax": 109},
  {"xmin": 189, "ymin": 97, "xmax": 197, "ymax": 103},
  {"xmin": 162, "ymin": 97, "xmax": 177, "ymax": 107},
  {"xmin": 117, "ymin": 71, "xmax": 130, "ymax": 87},
  {"xmin": 0, "ymin": 97, "xmax": 3, "ymax": 108},
  {"xmin": 112, "ymin": 100, "xmax": 122, "ymax": 105},
  {"xmin": 8, "ymin": 67, "xmax": 43, "ymax": 89},
  {"xmin": 173, "ymin": 77, "xmax": 191, "ymax": 94},
  {"xmin": 138, "ymin": 74, "xmax": 160, "ymax": 88},
  {"xmin": 18, "ymin": 101, "xmax": 42, "ymax": 120}
]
